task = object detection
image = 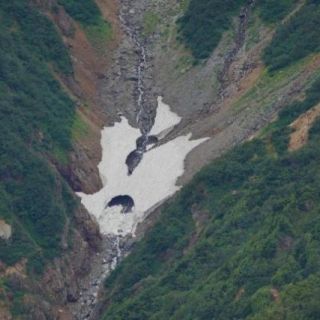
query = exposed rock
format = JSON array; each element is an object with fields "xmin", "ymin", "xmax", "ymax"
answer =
[
  {"xmin": 67, "ymin": 284, "xmax": 80, "ymax": 303},
  {"xmin": 0, "ymin": 220, "xmax": 12, "ymax": 240},
  {"xmin": 75, "ymin": 207, "xmax": 102, "ymax": 251}
]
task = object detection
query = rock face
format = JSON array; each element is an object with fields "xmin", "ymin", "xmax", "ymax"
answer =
[{"xmin": 99, "ymin": 0, "xmax": 159, "ymax": 130}]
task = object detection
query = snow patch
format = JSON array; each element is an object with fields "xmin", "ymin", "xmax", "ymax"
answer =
[
  {"xmin": 150, "ymin": 96, "xmax": 181, "ymax": 136},
  {"xmin": 77, "ymin": 98, "xmax": 208, "ymax": 236}
]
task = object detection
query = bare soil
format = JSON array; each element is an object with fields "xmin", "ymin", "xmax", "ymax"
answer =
[{"xmin": 289, "ymin": 103, "xmax": 320, "ymax": 151}]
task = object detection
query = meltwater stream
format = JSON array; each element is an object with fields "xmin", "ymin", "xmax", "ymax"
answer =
[
  {"xmin": 119, "ymin": 5, "xmax": 148, "ymax": 130},
  {"xmin": 119, "ymin": 2, "xmax": 156, "ymax": 175}
]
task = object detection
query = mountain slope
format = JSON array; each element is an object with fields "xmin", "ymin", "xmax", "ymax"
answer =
[
  {"xmin": 2, "ymin": 0, "xmax": 320, "ymax": 319},
  {"xmin": 0, "ymin": 0, "xmax": 116, "ymax": 318},
  {"xmin": 100, "ymin": 72, "xmax": 320, "ymax": 320},
  {"xmin": 98, "ymin": 1, "xmax": 320, "ymax": 319}
]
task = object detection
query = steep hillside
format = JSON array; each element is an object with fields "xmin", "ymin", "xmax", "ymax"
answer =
[
  {"xmin": 0, "ymin": 0, "xmax": 117, "ymax": 318},
  {"xmin": 2, "ymin": 0, "xmax": 320, "ymax": 319},
  {"xmin": 145, "ymin": 0, "xmax": 320, "ymax": 187},
  {"xmin": 177, "ymin": 0, "xmax": 298, "ymax": 60},
  {"xmin": 98, "ymin": 1, "xmax": 320, "ymax": 319},
  {"xmin": 100, "ymin": 61, "xmax": 320, "ymax": 320}
]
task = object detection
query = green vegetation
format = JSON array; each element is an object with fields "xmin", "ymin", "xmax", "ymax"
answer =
[
  {"xmin": 143, "ymin": 12, "xmax": 160, "ymax": 36},
  {"xmin": 177, "ymin": 0, "xmax": 246, "ymax": 60},
  {"xmin": 101, "ymin": 77, "xmax": 320, "ymax": 319},
  {"xmin": 58, "ymin": 0, "xmax": 113, "ymax": 49},
  {"xmin": 257, "ymin": 0, "xmax": 297, "ymax": 23},
  {"xmin": 180, "ymin": 0, "xmax": 191, "ymax": 12},
  {"xmin": 263, "ymin": 1, "xmax": 320, "ymax": 71},
  {"xmin": 71, "ymin": 112, "xmax": 90, "ymax": 141},
  {"xmin": 4, "ymin": 279, "xmax": 28, "ymax": 317},
  {"xmin": 178, "ymin": 0, "xmax": 316, "ymax": 66},
  {"xmin": 270, "ymin": 77, "xmax": 320, "ymax": 154},
  {"xmin": 58, "ymin": 0, "xmax": 101, "ymax": 26},
  {"xmin": 0, "ymin": 0, "xmax": 77, "ymax": 270},
  {"xmin": 85, "ymin": 19, "xmax": 113, "ymax": 53},
  {"xmin": 177, "ymin": 0, "xmax": 298, "ymax": 60}
]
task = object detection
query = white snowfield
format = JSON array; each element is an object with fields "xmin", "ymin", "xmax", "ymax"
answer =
[{"xmin": 77, "ymin": 97, "xmax": 208, "ymax": 236}]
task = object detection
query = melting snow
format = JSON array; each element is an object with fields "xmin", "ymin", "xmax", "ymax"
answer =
[
  {"xmin": 150, "ymin": 96, "xmax": 181, "ymax": 136},
  {"xmin": 77, "ymin": 97, "xmax": 208, "ymax": 236}
]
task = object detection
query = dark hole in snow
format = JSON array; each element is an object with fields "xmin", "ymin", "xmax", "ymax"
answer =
[{"xmin": 107, "ymin": 195, "xmax": 135, "ymax": 213}]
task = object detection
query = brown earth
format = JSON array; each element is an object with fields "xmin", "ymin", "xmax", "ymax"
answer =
[
  {"xmin": 96, "ymin": 0, "xmax": 121, "ymax": 35},
  {"xmin": 289, "ymin": 103, "xmax": 320, "ymax": 151},
  {"xmin": 51, "ymin": 0, "xmax": 121, "ymax": 106},
  {"xmin": 48, "ymin": 1, "xmax": 120, "ymax": 193},
  {"xmin": 32, "ymin": 0, "xmax": 123, "ymax": 194}
]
